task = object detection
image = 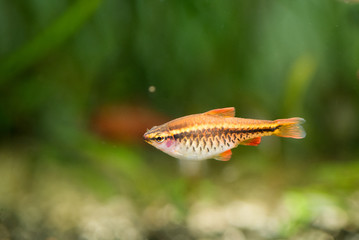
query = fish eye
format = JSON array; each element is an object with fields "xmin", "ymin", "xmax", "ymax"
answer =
[{"xmin": 154, "ymin": 136, "xmax": 165, "ymax": 143}]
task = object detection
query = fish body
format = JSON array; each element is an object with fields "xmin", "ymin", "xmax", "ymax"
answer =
[{"xmin": 143, "ymin": 107, "xmax": 305, "ymax": 161}]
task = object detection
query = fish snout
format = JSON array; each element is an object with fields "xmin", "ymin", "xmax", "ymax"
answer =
[{"xmin": 143, "ymin": 132, "xmax": 150, "ymax": 143}]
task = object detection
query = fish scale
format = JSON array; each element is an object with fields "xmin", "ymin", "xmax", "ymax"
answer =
[
  {"xmin": 174, "ymin": 124, "xmax": 270, "ymax": 159},
  {"xmin": 183, "ymin": 125, "xmax": 272, "ymax": 158},
  {"xmin": 143, "ymin": 107, "xmax": 305, "ymax": 161}
]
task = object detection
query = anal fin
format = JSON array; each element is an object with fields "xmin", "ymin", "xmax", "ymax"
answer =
[
  {"xmin": 214, "ymin": 149, "xmax": 232, "ymax": 161},
  {"xmin": 240, "ymin": 137, "xmax": 261, "ymax": 146}
]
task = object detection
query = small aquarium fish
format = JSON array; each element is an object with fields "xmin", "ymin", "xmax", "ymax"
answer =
[{"xmin": 143, "ymin": 107, "xmax": 305, "ymax": 161}]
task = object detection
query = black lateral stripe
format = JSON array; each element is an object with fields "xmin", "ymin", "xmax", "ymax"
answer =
[{"xmin": 171, "ymin": 126, "xmax": 280, "ymax": 140}]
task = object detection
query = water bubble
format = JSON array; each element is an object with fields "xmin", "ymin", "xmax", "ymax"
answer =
[{"xmin": 148, "ymin": 86, "xmax": 156, "ymax": 93}]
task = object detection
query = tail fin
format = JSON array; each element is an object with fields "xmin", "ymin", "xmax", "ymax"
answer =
[{"xmin": 274, "ymin": 117, "xmax": 306, "ymax": 139}]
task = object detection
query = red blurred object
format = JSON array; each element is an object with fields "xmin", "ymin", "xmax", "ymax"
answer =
[{"xmin": 91, "ymin": 104, "xmax": 169, "ymax": 143}]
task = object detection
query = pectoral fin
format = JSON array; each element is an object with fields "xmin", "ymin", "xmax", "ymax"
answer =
[{"xmin": 214, "ymin": 149, "xmax": 232, "ymax": 161}]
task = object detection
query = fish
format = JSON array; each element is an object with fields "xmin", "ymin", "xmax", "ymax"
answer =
[{"xmin": 143, "ymin": 107, "xmax": 305, "ymax": 161}]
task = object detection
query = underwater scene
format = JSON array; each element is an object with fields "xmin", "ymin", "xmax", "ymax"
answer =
[{"xmin": 1, "ymin": 0, "xmax": 359, "ymax": 239}]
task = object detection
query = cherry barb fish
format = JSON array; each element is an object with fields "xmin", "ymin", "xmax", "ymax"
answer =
[{"xmin": 143, "ymin": 107, "xmax": 305, "ymax": 161}]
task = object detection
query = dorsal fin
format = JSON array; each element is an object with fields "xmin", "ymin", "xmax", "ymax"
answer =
[
  {"xmin": 204, "ymin": 107, "xmax": 235, "ymax": 117},
  {"xmin": 214, "ymin": 149, "xmax": 232, "ymax": 161}
]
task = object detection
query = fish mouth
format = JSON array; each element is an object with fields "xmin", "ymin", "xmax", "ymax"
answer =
[{"xmin": 143, "ymin": 132, "xmax": 150, "ymax": 143}]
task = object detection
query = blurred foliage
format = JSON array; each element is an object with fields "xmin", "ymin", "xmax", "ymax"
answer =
[
  {"xmin": 0, "ymin": 0, "xmax": 358, "ymax": 155},
  {"xmin": 0, "ymin": 0, "xmax": 359, "ymax": 239}
]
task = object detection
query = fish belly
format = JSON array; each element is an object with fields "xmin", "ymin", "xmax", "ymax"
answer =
[{"xmin": 176, "ymin": 133, "xmax": 237, "ymax": 161}]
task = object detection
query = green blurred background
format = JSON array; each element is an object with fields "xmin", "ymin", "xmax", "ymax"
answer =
[{"xmin": 1, "ymin": 0, "xmax": 359, "ymax": 239}]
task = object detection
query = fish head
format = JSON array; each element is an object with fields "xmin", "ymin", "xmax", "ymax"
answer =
[{"xmin": 143, "ymin": 125, "xmax": 180, "ymax": 157}]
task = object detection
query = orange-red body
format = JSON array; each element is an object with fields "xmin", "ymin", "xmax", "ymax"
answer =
[{"xmin": 143, "ymin": 107, "xmax": 305, "ymax": 161}]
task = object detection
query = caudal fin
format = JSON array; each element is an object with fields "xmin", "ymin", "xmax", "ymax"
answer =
[{"xmin": 274, "ymin": 117, "xmax": 306, "ymax": 139}]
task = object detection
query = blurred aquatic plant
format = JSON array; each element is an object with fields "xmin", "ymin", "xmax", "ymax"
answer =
[
  {"xmin": 282, "ymin": 54, "xmax": 317, "ymax": 116},
  {"xmin": 0, "ymin": 0, "xmax": 103, "ymax": 82}
]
